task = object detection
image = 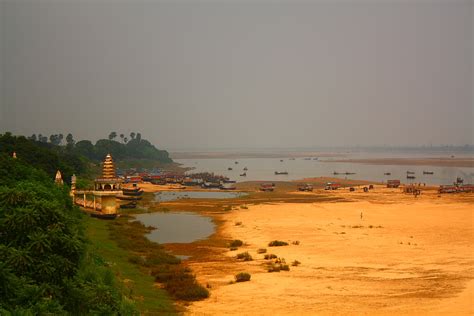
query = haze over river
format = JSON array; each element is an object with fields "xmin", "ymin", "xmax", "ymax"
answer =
[{"xmin": 176, "ymin": 149, "xmax": 473, "ymax": 185}]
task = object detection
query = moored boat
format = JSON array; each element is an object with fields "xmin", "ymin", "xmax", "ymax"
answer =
[{"xmin": 274, "ymin": 171, "xmax": 288, "ymax": 175}]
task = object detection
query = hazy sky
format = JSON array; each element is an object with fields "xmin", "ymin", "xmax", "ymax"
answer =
[{"xmin": 1, "ymin": 0, "xmax": 472, "ymax": 150}]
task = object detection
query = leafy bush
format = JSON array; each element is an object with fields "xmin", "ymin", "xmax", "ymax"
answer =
[
  {"xmin": 268, "ymin": 240, "xmax": 289, "ymax": 247},
  {"xmin": 235, "ymin": 272, "xmax": 251, "ymax": 282},
  {"xmin": 152, "ymin": 265, "xmax": 209, "ymax": 301},
  {"xmin": 230, "ymin": 239, "xmax": 244, "ymax": 247},
  {"xmin": 264, "ymin": 254, "xmax": 277, "ymax": 260},
  {"xmin": 236, "ymin": 252, "xmax": 253, "ymax": 261},
  {"xmin": 280, "ymin": 264, "xmax": 290, "ymax": 271},
  {"xmin": 0, "ymin": 155, "xmax": 138, "ymax": 314}
]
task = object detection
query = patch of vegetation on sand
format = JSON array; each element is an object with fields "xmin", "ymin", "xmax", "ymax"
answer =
[
  {"xmin": 236, "ymin": 251, "xmax": 253, "ymax": 261},
  {"xmin": 268, "ymin": 240, "xmax": 289, "ymax": 247},
  {"xmin": 235, "ymin": 272, "xmax": 251, "ymax": 282},
  {"xmin": 229, "ymin": 239, "xmax": 244, "ymax": 248}
]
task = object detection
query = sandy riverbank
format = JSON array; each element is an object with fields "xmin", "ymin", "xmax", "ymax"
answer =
[
  {"xmin": 324, "ymin": 157, "xmax": 474, "ymax": 168},
  {"xmin": 185, "ymin": 187, "xmax": 474, "ymax": 315}
]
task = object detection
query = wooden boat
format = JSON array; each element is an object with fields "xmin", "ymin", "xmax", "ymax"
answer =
[
  {"xmin": 90, "ymin": 213, "xmax": 118, "ymax": 220},
  {"xmin": 423, "ymin": 171, "xmax": 434, "ymax": 175},
  {"xmin": 235, "ymin": 161, "xmax": 239, "ymax": 164},
  {"xmin": 228, "ymin": 167, "xmax": 233, "ymax": 171},
  {"xmin": 120, "ymin": 202, "xmax": 137, "ymax": 209},
  {"xmin": 117, "ymin": 194, "xmax": 142, "ymax": 201},
  {"xmin": 260, "ymin": 183, "xmax": 275, "ymax": 192},
  {"xmin": 122, "ymin": 188, "xmax": 144, "ymax": 196},
  {"xmin": 406, "ymin": 171, "xmax": 415, "ymax": 174},
  {"xmin": 304, "ymin": 158, "xmax": 311, "ymax": 160},
  {"xmin": 333, "ymin": 171, "xmax": 340, "ymax": 175},
  {"xmin": 407, "ymin": 175, "xmax": 416, "ymax": 179},
  {"xmin": 223, "ymin": 179, "xmax": 236, "ymax": 183},
  {"xmin": 280, "ymin": 159, "xmax": 284, "ymax": 162},
  {"xmin": 240, "ymin": 172, "xmax": 247, "ymax": 177},
  {"xmin": 384, "ymin": 172, "xmax": 391, "ymax": 176},
  {"xmin": 243, "ymin": 167, "xmax": 248, "ymax": 171},
  {"xmin": 387, "ymin": 180, "xmax": 401, "ymax": 188},
  {"xmin": 297, "ymin": 184, "xmax": 313, "ymax": 192},
  {"xmin": 344, "ymin": 172, "xmax": 356, "ymax": 175},
  {"xmin": 274, "ymin": 171, "xmax": 288, "ymax": 175}
]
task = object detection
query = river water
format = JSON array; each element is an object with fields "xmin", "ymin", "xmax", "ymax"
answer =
[
  {"xmin": 134, "ymin": 212, "xmax": 215, "ymax": 244},
  {"xmin": 176, "ymin": 157, "xmax": 473, "ymax": 185}
]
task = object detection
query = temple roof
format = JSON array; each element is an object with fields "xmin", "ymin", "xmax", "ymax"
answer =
[{"xmin": 102, "ymin": 154, "xmax": 116, "ymax": 179}]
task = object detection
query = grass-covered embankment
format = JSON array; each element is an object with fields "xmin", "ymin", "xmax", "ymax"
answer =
[{"xmin": 85, "ymin": 216, "xmax": 177, "ymax": 315}]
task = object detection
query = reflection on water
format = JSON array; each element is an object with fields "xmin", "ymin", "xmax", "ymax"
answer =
[
  {"xmin": 176, "ymin": 158, "xmax": 473, "ymax": 185},
  {"xmin": 134, "ymin": 212, "xmax": 215, "ymax": 244},
  {"xmin": 155, "ymin": 191, "xmax": 246, "ymax": 202}
]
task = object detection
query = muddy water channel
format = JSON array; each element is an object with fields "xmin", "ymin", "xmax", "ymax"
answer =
[{"xmin": 134, "ymin": 212, "xmax": 215, "ymax": 244}]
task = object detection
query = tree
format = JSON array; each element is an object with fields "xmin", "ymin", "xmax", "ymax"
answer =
[
  {"xmin": 136, "ymin": 132, "xmax": 142, "ymax": 142},
  {"xmin": 130, "ymin": 132, "xmax": 136, "ymax": 140},
  {"xmin": 108, "ymin": 132, "xmax": 117, "ymax": 141},
  {"xmin": 120, "ymin": 134, "xmax": 124, "ymax": 143},
  {"xmin": 28, "ymin": 134, "xmax": 37, "ymax": 141},
  {"xmin": 66, "ymin": 133, "xmax": 75, "ymax": 146},
  {"xmin": 74, "ymin": 140, "xmax": 95, "ymax": 160},
  {"xmin": 124, "ymin": 137, "xmax": 128, "ymax": 144},
  {"xmin": 49, "ymin": 134, "xmax": 62, "ymax": 146}
]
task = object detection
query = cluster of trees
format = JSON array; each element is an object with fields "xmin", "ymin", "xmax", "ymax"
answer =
[
  {"xmin": 0, "ymin": 133, "xmax": 89, "ymax": 183},
  {"xmin": 75, "ymin": 132, "xmax": 172, "ymax": 163},
  {"xmin": 0, "ymin": 131, "xmax": 172, "ymax": 183},
  {"xmin": 107, "ymin": 131, "xmax": 143, "ymax": 144},
  {"xmin": 24, "ymin": 131, "xmax": 172, "ymax": 164},
  {"xmin": 0, "ymin": 154, "xmax": 138, "ymax": 314}
]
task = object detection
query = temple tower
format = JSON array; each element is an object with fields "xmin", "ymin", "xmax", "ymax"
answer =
[
  {"xmin": 94, "ymin": 154, "xmax": 122, "ymax": 215},
  {"xmin": 55, "ymin": 170, "xmax": 64, "ymax": 185}
]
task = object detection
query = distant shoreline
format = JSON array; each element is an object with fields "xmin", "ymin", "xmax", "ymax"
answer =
[
  {"xmin": 323, "ymin": 158, "xmax": 474, "ymax": 168},
  {"xmin": 170, "ymin": 151, "xmax": 346, "ymax": 159}
]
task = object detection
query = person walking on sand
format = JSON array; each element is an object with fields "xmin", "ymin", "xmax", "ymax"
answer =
[{"xmin": 360, "ymin": 211, "xmax": 363, "ymax": 220}]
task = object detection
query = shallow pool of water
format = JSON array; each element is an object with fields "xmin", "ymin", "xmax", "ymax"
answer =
[
  {"xmin": 134, "ymin": 212, "xmax": 215, "ymax": 244},
  {"xmin": 155, "ymin": 190, "xmax": 246, "ymax": 202}
]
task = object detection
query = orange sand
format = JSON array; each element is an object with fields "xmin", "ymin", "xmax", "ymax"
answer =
[{"xmin": 187, "ymin": 190, "xmax": 474, "ymax": 315}]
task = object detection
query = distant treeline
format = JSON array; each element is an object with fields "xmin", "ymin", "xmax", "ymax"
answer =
[{"xmin": 0, "ymin": 132, "xmax": 172, "ymax": 181}]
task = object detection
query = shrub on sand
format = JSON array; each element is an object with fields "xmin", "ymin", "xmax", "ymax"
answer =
[
  {"xmin": 268, "ymin": 240, "xmax": 289, "ymax": 247},
  {"xmin": 230, "ymin": 239, "xmax": 244, "ymax": 247},
  {"xmin": 235, "ymin": 272, "xmax": 251, "ymax": 282},
  {"xmin": 236, "ymin": 252, "xmax": 253, "ymax": 261}
]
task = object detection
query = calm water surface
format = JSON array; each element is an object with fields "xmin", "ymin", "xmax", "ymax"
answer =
[
  {"xmin": 155, "ymin": 191, "xmax": 246, "ymax": 202},
  {"xmin": 176, "ymin": 158, "xmax": 473, "ymax": 185},
  {"xmin": 134, "ymin": 212, "xmax": 215, "ymax": 244}
]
